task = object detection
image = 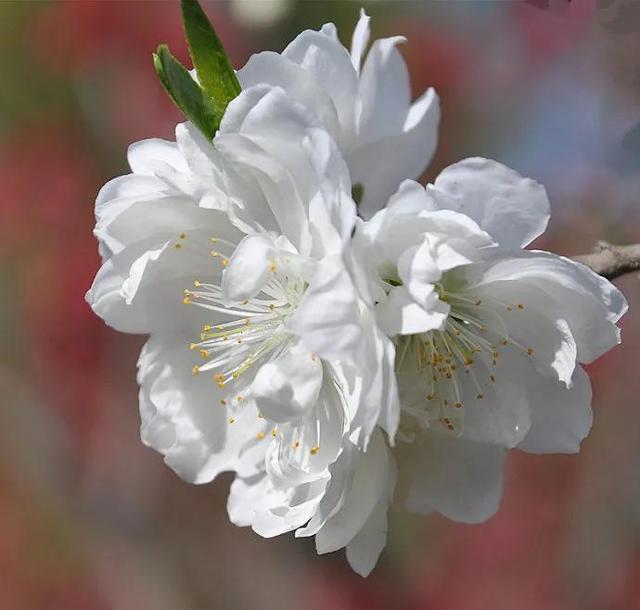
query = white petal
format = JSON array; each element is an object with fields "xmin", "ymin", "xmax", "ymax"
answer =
[
  {"xmin": 345, "ymin": 497, "xmax": 389, "ymax": 577},
  {"xmin": 350, "ymin": 88, "xmax": 440, "ymax": 219},
  {"xmin": 358, "ymin": 35, "xmax": 410, "ymax": 142},
  {"xmin": 138, "ymin": 334, "xmax": 267, "ymax": 484},
  {"xmin": 214, "ymin": 130, "xmax": 312, "ymax": 254},
  {"xmin": 376, "ymin": 286, "xmax": 449, "ymax": 336},
  {"xmin": 286, "ymin": 256, "xmax": 362, "ymax": 361},
  {"xmin": 128, "ymin": 138, "xmax": 188, "ymax": 176},
  {"xmin": 87, "ymin": 232, "xmax": 215, "ymax": 334},
  {"xmin": 315, "ymin": 431, "xmax": 394, "ymax": 554},
  {"xmin": 457, "ymin": 353, "xmax": 532, "ymax": 447},
  {"xmin": 283, "ymin": 29, "xmax": 358, "ymax": 138},
  {"xmin": 429, "ymin": 157, "xmax": 550, "ymax": 248},
  {"xmin": 519, "ymin": 365, "xmax": 593, "ymax": 454},
  {"xmin": 404, "ymin": 433, "xmax": 506, "ymax": 523},
  {"xmin": 295, "ymin": 441, "xmax": 357, "ymax": 538},
  {"xmin": 304, "ymin": 127, "xmax": 356, "ymax": 257},
  {"xmin": 252, "ymin": 347, "xmax": 323, "ymax": 424},
  {"xmin": 350, "ymin": 9, "xmax": 370, "ymax": 73},
  {"xmin": 350, "ymin": 316, "xmax": 401, "ymax": 448},
  {"xmin": 221, "ymin": 234, "xmax": 277, "ymax": 303},
  {"xmin": 385, "ymin": 179, "xmax": 436, "ymax": 215},
  {"xmin": 237, "ymin": 52, "xmax": 342, "ymax": 143},
  {"xmin": 227, "ymin": 473, "xmax": 277, "ymax": 526},
  {"xmin": 472, "ymin": 250, "xmax": 626, "ymax": 364},
  {"xmin": 95, "ymin": 194, "xmax": 238, "ymax": 258}
]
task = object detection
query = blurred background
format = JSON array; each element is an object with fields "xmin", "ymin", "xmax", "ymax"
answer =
[{"xmin": 1, "ymin": 1, "xmax": 639, "ymax": 608}]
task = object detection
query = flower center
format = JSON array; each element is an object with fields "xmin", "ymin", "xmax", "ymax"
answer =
[
  {"xmin": 395, "ymin": 281, "xmax": 533, "ymax": 438},
  {"xmin": 182, "ymin": 236, "xmax": 306, "ymax": 408}
]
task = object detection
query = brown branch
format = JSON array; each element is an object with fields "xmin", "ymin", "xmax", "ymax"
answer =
[{"xmin": 572, "ymin": 241, "xmax": 640, "ymax": 280}]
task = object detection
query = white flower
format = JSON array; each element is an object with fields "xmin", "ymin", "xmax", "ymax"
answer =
[
  {"xmin": 87, "ymin": 84, "xmax": 394, "ymax": 573},
  {"xmin": 352, "ymin": 157, "xmax": 627, "ymax": 539},
  {"xmin": 237, "ymin": 9, "xmax": 440, "ymax": 218}
]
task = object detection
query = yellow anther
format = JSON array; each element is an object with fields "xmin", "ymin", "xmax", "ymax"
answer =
[
  {"xmin": 310, "ymin": 446, "xmax": 320, "ymax": 455},
  {"xmin": 506, "ymin": 305, "xmax": 513, "ymax": 311},
  {"xmin": 427, "ymin": 394, "xmax": 435, "ymax": 401},
  {"xmin": 228, "ymin": 417, "xmax": 235, "ymax": 424},
  {"xmin": 236, "ymin": 395, "xmax": 244, "ymax": 402},
  {"xmin": 517, "ymin": 303, "xmax": 525, "ymax": 310},
  {"xmin": 214, "ymin": 373, "xmax": 225, "ymax": 388},
  {"xmin": 179, "ymin": 233, "xmax": 186, "ymax": 239},
  {"xmin": 292, "ymin": 441, "xmax": 300, "ymax": 449},
  {"xmin": 199, "ymin": 349, "xmax": 209, "ymax": 359},
  {"xmin": 183, "ymin": 296, "xmax": 191, "ymax": 305},
  {"xmin": 455, "ymin": 402, "xmax": 463, "ymax": 409},
  {"xmin": 256, "ymin": 432, "xmax": 266, "ymax": 440},
  {"xmin": 221, "ymin": 258, "xmax": 229, "ymax": 268},
  {"xmin": 268, "ymin": 259, "xmax": 277, "ymax": 273},
  {"xmin": 220, "ymin": 399, "xmax": 227, "ymax": 406},
  {"xmin": 211, "ymin": 250, "xmax": 219, "ymax": 257},
  {"xmin": 174, "ymin": 243, "xmax": 182, "ymax": 249},
  {"xmin": 271, "ymin": 428, "xmax": 278, "ymax": 437},
  {"xmin": 210, "ymin": 237, "xmax": 218, "ymax": 243},
  {"xmin": 203, "ymin": 324, "xmax": 211, "ymax": 332},
  {"xmin": 194, "ymin": 280, "xmax": 201, "ymax": 287},
  {"xmin": 527, "ymin": 347, "xmax": 534, "ymax": 356},
  {"xmin": 189, "ymin": 342, "xmax": 197, "ymax": 350},
  {"xmin": 192, "ymin": 365, "xmax": 200, "ymax": 376}
]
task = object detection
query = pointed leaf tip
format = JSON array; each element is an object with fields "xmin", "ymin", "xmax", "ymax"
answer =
[{"xmin": 181, "ymin": 0, "xmax": 241, "ymax": 115}]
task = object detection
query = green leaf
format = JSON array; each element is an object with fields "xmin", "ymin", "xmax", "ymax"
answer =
[
  {"xmin": 181, "ymin": 0, "xmax": 241, "ymax": 117},
  {"xmin": 153, "ymin": 44, "xmax": 218, "ymax": 140}
]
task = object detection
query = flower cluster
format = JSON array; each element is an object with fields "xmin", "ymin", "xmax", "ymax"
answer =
[{"xmin": 88, "ymin": 9, "xmax": 627, "ymax": 575}]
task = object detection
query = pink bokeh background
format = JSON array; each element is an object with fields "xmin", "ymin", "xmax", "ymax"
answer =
[{"xmin": 1, "ymin": 2, "xmax": 639, "ymax": 609}]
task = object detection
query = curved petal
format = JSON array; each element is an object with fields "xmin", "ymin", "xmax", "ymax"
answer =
[
  {"xmin": 286, "ymin": 256, "xmax": 362, "ymax": 361},
  {"xmin": 345, "ymin": 495, "xmax": 390, "ymax": 577},
  {"xmin": 358, "ymin": 36, "xmax": 410, "ymax": 142},
  {"xmin": 252, "ymin": 347, "xmax": 323, "ymax": 424},
  {"xmin": 128, "ymin": 138, "xmax": 188, "ymax": 176},
  {"xmin": 221, "ymin": 234, "xmax": 278, "ymax": 303},
  {"xmin": 350, "ymin": 88, "xmax": 440, "ymax": 219},
  {"xmin": 283, "ymin": 29, "xmax": 358, "ymax": 138},
  {"xmin": 138, "ymin": 334, "xmax": 268, "ymax": 484},
  {"xmin": 457, "ymin": 353, "xmax": 532, "ymax": 447},
  {"xmin": 314, "ymin": 430, "xmax": 394, "ymax": 554},
  {"xmin": 350, "ymin": 9, "xmax": 370, "ymax": 73},
  {"xmin": 519, "ymin": 365, "xmax": 593, "ymax": 454},
  {"xmin": 470, "ymin": 250, "xmax": 626, "ymax": 365},
  {"xmin": 237, "ymin": 52, "xmax": 342, "ymax": 143},
  {"xmin": 404, "ymin": 432, "xmax": 506, "ymax": 523},
  {"xmin": 87, "ymin": 230, "xmax": 223, "ymax": 334},
  {"xmin": 429, "ymin": 158, "xmax": 550, "ymax": 248},
  {"xmin": 376, "ymin": 286, "xmax": 449, "ymax": 336}
]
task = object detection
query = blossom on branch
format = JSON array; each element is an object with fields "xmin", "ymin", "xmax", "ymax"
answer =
[
  {"xmin": 351, "ymin": 158, "xmax": 627, "ymax": 530},
  {"xmin": 87, "ymin": 1, "xmax": 628, "ymax": 577}
]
